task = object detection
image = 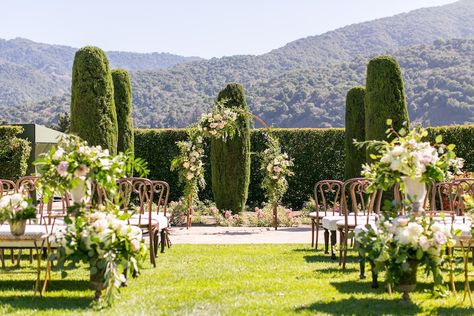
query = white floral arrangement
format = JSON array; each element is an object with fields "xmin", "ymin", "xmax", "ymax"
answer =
[
  {"xmin": 356, "ymin": 213, "xmax": 456, "ymax": 294},
  {"xmin": 359, "ymin": 120, "xmax": 463, "ymax": 192},
  {"xmin": 198, "ymin": 102, "xmax": 239, "ymax": 140},
  {"xmin": 260, "ymin": 133, "xmax": 294, "ymax": 206},
  {"xmin": 0, "ymin": 193, "xmax": 36, "ymax": 224},
  {"xmin": 35, "ymin": 135, "xmax": 148, "ymax": 203},
  {"xmin": 54, "ymin": 205, "xmax": 147, "ymax": 307},
  {"xmin": 171, "ymin": 128, "xmax": 206, "ymax": 207}
]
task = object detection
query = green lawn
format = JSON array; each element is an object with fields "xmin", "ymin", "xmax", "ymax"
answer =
[{"xmin": 0, "ymin": 245, "xmax": 473, "ymax": 315}]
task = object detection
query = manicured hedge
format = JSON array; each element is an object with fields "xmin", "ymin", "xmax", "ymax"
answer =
[
  {"xmin": 0, "ymin": 126, "xmax": 31, "ymax": 180},
  {"xmin": 135, "ymin": 125, "xmax": 474, "ymax": 210},
  {"xmin": 135, "ymin": 128, "xmax": 345, "ymax": 209}
]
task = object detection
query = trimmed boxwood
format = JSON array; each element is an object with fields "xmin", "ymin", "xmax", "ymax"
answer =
[{"xmin": 0, "ymin": 126, "xmax": 31, "ymax": 180}]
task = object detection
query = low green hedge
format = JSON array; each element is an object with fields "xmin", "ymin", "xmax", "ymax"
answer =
[
  {"xmin": 135, "ymin": 125, "xmax": 474, "ymax": 210},
  {"xmin": 0, "ymin": 126, "xmax": 31, "ymax": 180}
]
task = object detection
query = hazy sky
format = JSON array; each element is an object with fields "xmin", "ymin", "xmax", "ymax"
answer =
[{"xmin": 0, "ymin": 0, "xmax": 458, "ymax": 58}]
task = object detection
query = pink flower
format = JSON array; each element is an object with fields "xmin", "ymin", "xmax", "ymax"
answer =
[
  {"xmin": 74, "ymin": 164, "xmax": 90, "ymax": 178},
  {"xmin": 255, "ymin": 208, "xmax": 264, "ymax": 218},
  {"xmin": 57, "ymin": 161, "xmax": 69, "ymax": 177},
  {"xmin": 233, "ymin": 214, "xmax": 239, "ymax": 220},
  {"xmin": 131, "ymin": 239, "xmax": 141, "ymax": 251},
  {"xmin": 224, "ymin": 211, "xmax": 231, "ymax": 219}
]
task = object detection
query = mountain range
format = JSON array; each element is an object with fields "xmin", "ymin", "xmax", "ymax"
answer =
[{"xmin": 1, "ymin": 0, "xmax": 474, "ymax": 128}]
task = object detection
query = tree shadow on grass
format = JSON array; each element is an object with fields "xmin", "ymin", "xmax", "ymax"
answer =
[
  {"xmin": 0, "ymin": 279, "xmax": 89, "ymax": 292},
  {"xmin": 294, "ymin": 297, "xmax": 422, "ymax": 315},
  {"xmin": 0, "ymin": 295, "xmax": 91, "ymax": 311}
]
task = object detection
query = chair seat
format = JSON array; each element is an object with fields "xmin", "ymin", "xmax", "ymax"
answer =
[
  {"xmin": 336, "ymin": 216, "xmax": 377, "ymax": 229},
  {"xmin": 322, "ymin": 215, "xmax": 344, "ymax": 231},
  {"xmin": 130, "ymin": 213, "xmax": 169, "ymax": 230},
  {"xmin": 309, "ymin": 211, "xmax": 335, "ymax": 219}
]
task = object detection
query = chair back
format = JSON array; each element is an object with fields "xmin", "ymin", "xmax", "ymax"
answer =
[
  {"xmin": 0, "ymin": 179, "xmax": 16, "ymax": 197},
  {"xmin": 313, "ymin": 180, "xmax": 343, "ymax": 216},
  {"xmin": 152, "ymin": 180, "xmax": 170, "ymax": 216},
  {"xmin": 344, "ymin": 178, "xmax": 382, "ymax": 228},
  {"xmin": 129, "ymin": 178, "xmax": 154, "ymax": 226}
]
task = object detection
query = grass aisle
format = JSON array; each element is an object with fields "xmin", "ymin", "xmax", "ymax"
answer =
[{"xmin": 0, "ymin": 244, "xmax": 473, "ymax": 315}]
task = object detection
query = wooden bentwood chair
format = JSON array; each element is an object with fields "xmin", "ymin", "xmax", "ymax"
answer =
[{"xmin": 309, "ymin": 180, "xmax": 343, "ymax": 252}]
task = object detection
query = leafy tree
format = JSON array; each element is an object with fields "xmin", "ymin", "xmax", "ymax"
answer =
[
  {"xmin": 112, "ymin": 69, "xmax": 134, "ymax": 153},
  {"xmin": 344, "ymin": 86, "xmax": 366, "ymax": 179},
  {"xmin": 210, "ymin": 83, "xmax": 251, "ymax": 213},
  {"xmin": 70, "ymin": 46, "xmax": 118, "ymax": 154}
]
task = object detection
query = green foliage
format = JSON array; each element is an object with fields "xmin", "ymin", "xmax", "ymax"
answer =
[
  {"xmin": 0, "ymin": 126, "xmax": 31, "ymax": 180},
  {"xmin": 365, "ymin": 55, "xmax": 409, "ymax": 146},
  {"xmin": 112, "ymin": 69, "xmax": 134, "ymax": 154},
  {"xmin": 344, "ymin": 86, "xmax": 366, "ymax": 179},
  {"xmin": 70, "ymin": 46, "xmax": 118, "ymax": 154},
  {"xmin": 135, "ymin": 125, "xmax": 474, "ymax": 210},
  {"xmin": 210, "ymin": 84, "xmax": 251, "ymax": 213}
]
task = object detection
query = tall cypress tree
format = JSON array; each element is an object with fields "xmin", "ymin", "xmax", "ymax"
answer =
[
  {"xmin": 344, "ymin": 86, "xmax": 366, "ymax": 179},
  {"xmin": 365, "ymin": 55, "xmax": 409, "ymax": 159},
  {"xmin": 70, "ymin": 46, "xmax": 118, "ymax": 154},
  {"xmin": 112, "ymin": 69, "xmax": 134, "ymax": 154},
  {"xmin": 210, "ymin": 83, "xmax": 251, "ymax": 214}
]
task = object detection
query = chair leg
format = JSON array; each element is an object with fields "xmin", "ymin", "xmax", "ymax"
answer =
[
  {"xmin": 311, "ymin": 220, "xmax": 315, "ymax": 248},
  {"xmin": 160, "ymin": 229, "xmax": 166, "ymax": 253},
  {"xmin": 338, "ymin": 229, "xmax": 344, "ymax": 266},
  {"xmin": 342, "ymin": 234, "xmax": 348, "ymax": 270},
  {"xmin": 153, "ymin": 230, "xmax": 159, "ymax": 257},
  {"xmin": 149, "ymin": 231, "xmax": 156, "ymax": 268},
  {"xmin": 0, "ymin": 249, "xmax": 4, "ymax": 268},
  {"xmin": 370, "ymin": 260, "xmax": 379, "ymax": 288},
  {"xmin": 359, "ymin": 251, "xmax": 366, "ymax": 279},
  {"xmin": 330, "ymin": 230, "xmax": 337, "ymax": 259},
  {"xmin": 324, "ymin": 229, "xmax": 329, "ymax": 254}
]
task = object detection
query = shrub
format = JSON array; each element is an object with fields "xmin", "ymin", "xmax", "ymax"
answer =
[
  {"xmin": 112, "ymin": 69, "xmax": 134, "ymax": 154},
  {"xmin": 0, "ymin": 126, "xmax": 31, "ymax": 180},
  {"xmin": 134, "ymin": 125, "xmax": 474, "ymax": 210},
  {"xmin": 365, "ymin": 55, "xmax": 409, "ymax": 160},
  {"xmin": 210, "ymin": 83, "xmax": 251, "ymax": 213},
  {"xmin": 70, "ymin": 46, "xmax": 118, "ymax": 154},
  {"xmin": 344, "ymin": 86, "xmax": 366, "ymax": 179}
]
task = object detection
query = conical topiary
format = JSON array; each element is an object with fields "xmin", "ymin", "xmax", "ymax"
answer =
[
  {"xmin": 70, "ymin": 46, "xmax": 118, "ymax": 154},
  {"xmin": 365, "ymin": 55, "xmax": 409, "ymax": 160},
  {"xmin": 210, "ymin": 83, "xmax": 251, "ymax": 214},
  {"xmin": 344, "ymin": 86, "xmax": 366, "ymax": 180},
  {"xmin": 112, "ymin": 69, "xmax": 134, "ymax": 154}
]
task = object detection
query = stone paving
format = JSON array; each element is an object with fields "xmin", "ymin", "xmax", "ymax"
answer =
[{"xmin": 168, "ymin": 225, "xmax": 330, "ymax": 244}]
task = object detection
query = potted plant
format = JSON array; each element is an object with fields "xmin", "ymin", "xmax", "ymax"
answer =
[
  {"xmin": 53, "ymin": 203, "xmax": 147, "ymax": 307},
  {"xmin": 0, "ymin": 193, "xmax": 36, "ymax": 236}
]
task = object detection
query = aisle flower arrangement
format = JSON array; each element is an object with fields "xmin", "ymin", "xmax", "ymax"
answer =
[
  {"xmin": 0, "ymin": 193, "xmax": 36, "ymax": 235},
  {"xmin": 356, "ymin": 213, "xmax": 456, "ymax": 296},
  {"xmin": 35, "ymin": 135, "xmax": 148, "ymax": 204},
  {"xmin": 359, "ymin": 120, "xmax": 463, "ymax": 194},
  {"xmin": 260, "ymin": 133, "xmax": 294, "ymax": 206},
  {"xmin": 53, "ymin": 204, "xmax": 147, "ymax": 307}
]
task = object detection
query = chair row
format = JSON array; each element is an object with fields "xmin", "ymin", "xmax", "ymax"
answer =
[
  {"xmin": 309, "ymin": 178, "xmax": 474, "ymax": 268},
  {"xmin": 0, "ymin": 176, "xmax": 171, "ymax": 268}
]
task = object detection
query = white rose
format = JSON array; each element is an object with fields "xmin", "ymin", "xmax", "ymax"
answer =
[
  {"xmin": 187, "ymin": 173, "xmax": 194, "ymax": 180},
  {"xmin": 183, "ymin": 162, "xmax": 190, "ymax": 169}
]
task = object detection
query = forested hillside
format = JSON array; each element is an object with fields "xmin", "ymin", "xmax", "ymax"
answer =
[{"xmin": 1, "ymin": 0, "xmax": 473, "ymax": 127}]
